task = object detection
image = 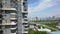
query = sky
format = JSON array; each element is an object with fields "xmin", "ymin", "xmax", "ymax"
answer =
[{"xmin": 28, "ymin": 0, "xmax": 60, "ymax": 18}]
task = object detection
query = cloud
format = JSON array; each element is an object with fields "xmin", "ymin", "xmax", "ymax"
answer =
[
  {"xmin": 28, "ymin": 0, "xmax": 60, "ymax": 17},
  {"xmin": 28, "ymin": 0, "xmax": 57, "ymax": 12}
]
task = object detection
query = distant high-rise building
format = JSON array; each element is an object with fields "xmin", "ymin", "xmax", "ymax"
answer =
[
  {"xmin": 32, "ymin": 17, "xmax": 39, "ymax": 21},
  {"xmin": 0, "ymin": 0, "xmax": 28, "ymax": 34}
]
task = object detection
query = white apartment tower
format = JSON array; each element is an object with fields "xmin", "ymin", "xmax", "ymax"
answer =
[{"xmin": 0, "ymin": 0, "xmax": 28, "ymax": 34}]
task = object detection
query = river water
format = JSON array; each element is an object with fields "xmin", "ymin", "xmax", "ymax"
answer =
[{"xmin": 50, "ymin": 31, "xmax": 60, "ymax": 34}]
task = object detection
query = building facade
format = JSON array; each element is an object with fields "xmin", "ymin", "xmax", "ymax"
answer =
[{"xmin": 0, "ymin": 0, "xmax": 28, "ymax": 34}]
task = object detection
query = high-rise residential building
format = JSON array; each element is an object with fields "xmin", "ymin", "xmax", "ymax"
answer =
[{"xmin": 0, "ymin": 0, "xmax": 28, "ymax": 34}]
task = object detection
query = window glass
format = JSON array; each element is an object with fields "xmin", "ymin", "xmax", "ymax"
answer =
[{"xmin": 5, "ymin": 26, "xmax": 10, "ymax": 28}]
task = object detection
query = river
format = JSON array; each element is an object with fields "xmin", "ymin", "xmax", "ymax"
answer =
[{"xmin": 50, "ymin": 31, "xmax": 60, "ymax": 34}]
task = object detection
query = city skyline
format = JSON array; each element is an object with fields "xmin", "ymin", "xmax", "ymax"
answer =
[{"xmin": 28, "ymin": 0, "xmax": 60, "ymax": 18}]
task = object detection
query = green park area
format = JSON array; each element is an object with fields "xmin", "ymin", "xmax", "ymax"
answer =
[
  {"xmin": 29, "ymin": 20, "xmax": 60, "ymax": 31},
  {"xmin": 28, "ymin": 20, "xmax": 60, "ymax": 34},
  {"xmin": 28, "ymin": 29, "xmax": 47, "ymax": 34}
]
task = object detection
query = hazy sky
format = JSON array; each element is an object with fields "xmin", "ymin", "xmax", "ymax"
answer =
[{"xmin": 28, "ymin": 0, "xmax": 60, "ymax": 18}]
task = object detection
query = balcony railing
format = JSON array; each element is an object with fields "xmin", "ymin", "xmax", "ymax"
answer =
[
  {"xmin": 22, "ymin": 20, "xmax": 28, "ymax": 23},
  {"xmin": 2, "ymin": 22, "xmax": 17, "ymax": 25},
  {"xmin": 10, "ymin": 32, "xmax": 16, "ymax": 34},
  {"xmin": 22, "ymin": 31, "xmax": 28, "ymax": 33},
  {"xmin": 2, "ymin": 8, "xmax": 17, "ymax": 11},
  {"xmin": 10, "ymin": 18, "xmax": 17, "ymax": 20}
]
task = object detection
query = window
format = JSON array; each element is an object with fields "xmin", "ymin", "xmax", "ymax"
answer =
[
  {"xmin": 0, "ymin": 30, "xmax": 3, "ymax": 34},
  {"xmin": 0, "ymin": 11, "xmax": 2, "ymax": 13},
  {"xmin": 0, "ymin": 20, "xmax": 2, "ymax": 24},
  {"xmin": 10, "ymin": 24, "xmax": 17, "ymax": 26},
  {"xmin": 15, "ymin": 0, "xmax": 17, "ymax": 1},
  {"xmin": 10, "ymin": 14, "xmax": 17, "ymax": 18},
  {"xmin": 0, "ymin": 14, "xmax": 3, "ymax": 18},
  {"xmin": 10, "ymin": 11, "xmax": 17, "ymax": 13},
  {"xmin": 0, "ymin": 0, "xmax": 2, "ymax": 2},
  {"xmin": 23, "ymin": 1, "xmax": 27, "ymax": 11},
  {"xmin": 0, "ymin": 26, "xmax": 2, "ymax": 29},
  {"xmin": 23, "ymin": 2, "xmax": 25, "ymax": 5},
  {"xmin": 24, "ymin": 29, "xmax": 28, "ymax": 31},
  {"xmin": 24, "ymin": 19, "xmax": 28, "ymax": 21},
  {"xmin": 24, "ymin": 26, "xmax": 28, "ymax": 28},
  {"xmin": 23, "ymin": 16, "xmax": 27, "ymax": 18},
  {"xmin": 0, "ymin": 2, "xmax": 2, "ymax": 8},
  {"xmin": 5, "ymin": 26, "xmax": 10, "ymax": 28},
  {"xmin": 5, "ymin": 11, "xmax": 10, "ymax": 14},
  {"xmin": 23, "ymin": 5, "xmax": 27, "ymax": 11},
  {"xmin": 10, "ymin": 25, "xmax": 16, "ymax": 28},
  {"xmin": 23, "ymin": 33, "xmax": 27, "ymax": 34},
  {"xmin": 23, "ymin": 23, "xmax": 28, "ymax": 25},
  {"xmin": 11, "ymin": 29, "xmax": 16, "ymax": 33},
  {"xmin": 11, "ymin": 2, "xmax": 17, "ymax": 8},
  {"xmin": 11, "ymin": 20, "xmax": 17, "ymax": 23},
  {"xmin": 24, "ymin": 8, "xmax": 27, "ymax": 11},
  {"xmin": 22, "ymin": 14, "xmax": 27, "ymax": 18}
]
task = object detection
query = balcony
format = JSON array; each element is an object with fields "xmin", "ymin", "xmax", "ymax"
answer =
[
  {"xmin": 10, "ymin": 18, "xmax": 17, "ymax": 20},
  {"xmin": 11, "ymin": 29, "xmax": 17, "ymax": 34},
  {"xmin": 11, "ymin": 22, "xmax": 17, "ymax": 25},
  {"xmin": 24, "ymin": 28, "xmax": 29, "ymax": 30},
  {"xmin": 10, "ymin": 13, "xmax": 17, "ymax": 20},
  {"xmin": 10, "ymin": 32, "xmax": 16, "ymax": 34},
  {"xmin": 2, "ymin": 8, "xmax": 16, "ymax": 11},
  {"xmin": 24, "ymin": 26, "xmax": 29, "ymax": 28},
  {"xmin": 22, "ymin": 18, "xmax": 28, "ymax": 21},
  {"xmin": 22, "ymin": 20, "xmax": 28, "ymax": 23},
  {"xmin": 11, "ymin": 20, "xmax": 17, "ymax": 23},
  {"xmin": 23, "ymin": 24, "xmax": 28, "ymax": 26},
  {"xmin": 2, "ymin": 23, "xmax": 11, "ymax": 25},
  {"xmin": 22, "ymin": 13, "xmax": 28, "ymax": 18},
  {"xmin": 10, "ymin": 27, "xmax": 17, "ymax": 30},
  {"xmin": 10, "ymin": 13, "xmax": 16, "ymax": 15},
  {"xmin": 24, "ymin": 14, "xmax": 28, "ymax": 17},
  {"xmin": 2, "ymin": 22, "xmax": 17, "ymax": 25},
  {"xmin": 22, "ymin": 11, "xmax": 28, "ymax": 13},
  {"xmin": 22, "ymin": 31, "xmax": 28, "ymax": 34},
  {"xmin": 10, "ymin": 13, "xmax": 17, "ymax": 15},
  {"xmin": 24, "ymin": 18, "xmax": 28, "ymax": 19}
]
